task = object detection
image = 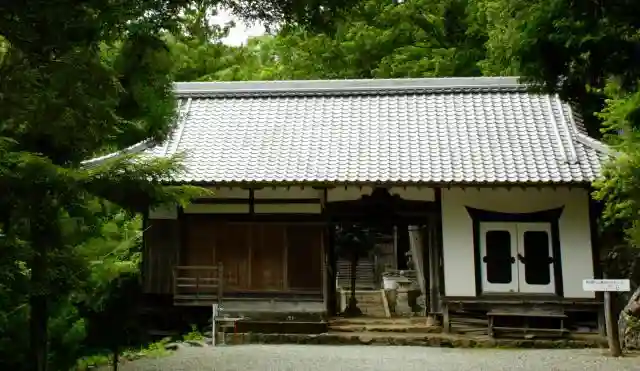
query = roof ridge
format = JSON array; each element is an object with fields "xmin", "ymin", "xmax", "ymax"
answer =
[
  {"xmin": 563, "ymin": 99, "xmax": 614, "ymax": 157},
  {"xmin": 575, "ymin": 133, "xmax": 615, "ymax": 156},
  {"xmin": 174, "ymin": 77, "xmax": 526, "ymax": 98}
]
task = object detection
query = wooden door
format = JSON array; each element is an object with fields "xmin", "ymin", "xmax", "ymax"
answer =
[
  {"xmin": 214, "ymin": 223, "xmax": 250, "ymax": 291},
  {"xmin": 286, "ymin": 224, "xmax": 323, "ymax": 291},
  {"xmin": 182, "ymin": 215, "xmax": 215, "ymax": 266},
  {"xmin": 516, "ymin": 222, "xmax": 555, "ymax": 294},
  {"xmin": 179, "ymin": 216, "xmax": 216, "ymax": 294},
  {"xmin": 251, "ymin": 224, "xmax": 286, "ymax": 290},
  {"xmin": 479, "ymin": 222, "xmax": 518, "ymax": 294}
]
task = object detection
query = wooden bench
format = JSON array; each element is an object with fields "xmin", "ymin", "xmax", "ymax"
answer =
[
  {"xmin": 173, "ymin": 264, "xmax": 224, "ymax": 306},
  {"xmin": 212, "ymin": 303, "xmax": 245, "ymax": 346},
  {"xmin": 173, "ymin": 263, "xmax": 243, "ymax": 345},
  {"xmin": 487, "ymin": 307, "xmax": 567, "ymax": 338}
]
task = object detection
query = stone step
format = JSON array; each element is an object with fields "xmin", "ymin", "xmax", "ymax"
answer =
[
  {"xmin": 330, "ymin": 324, "xmax": 441, "ymax": 334},
  {"xmin": 358, "ymin": 310, "xmax": 387, "ymax": 317},
  {"xmin": 330, "ymin": 317, "xmax": 431, "ymax": 326},
  {"xmin": 340, "ymin": 290, "xmax": 388, "ymax": 317},
  {"xmin": 354, "ymin": 298, "xmax": 383, "ymax": 304}
]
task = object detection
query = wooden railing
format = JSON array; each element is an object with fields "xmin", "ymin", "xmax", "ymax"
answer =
[{"xmin": 173, "ymin": 264, "xmax": 223, "ymax": 306}]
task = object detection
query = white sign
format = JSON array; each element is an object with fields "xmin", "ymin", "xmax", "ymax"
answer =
[{"xmin": 582, "ymin": 279, "xmax": 631, "ymax": 292}]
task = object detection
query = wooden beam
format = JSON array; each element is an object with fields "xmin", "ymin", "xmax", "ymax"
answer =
[
  {"xmin": 249, "ymin": 189, "xmax": 255, "ymax": 215},
  {"xmin": 192, "ymin": 198, "xmax": 321, "ymax": 205},
  {"xmin": 182, "ymin": 214, "xmax": 325, "ymax": 222}
]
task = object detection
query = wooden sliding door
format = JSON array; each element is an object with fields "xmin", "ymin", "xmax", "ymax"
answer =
[
  {"xmin": 183, "ymin": 218, "xmax": 324, "ymax": 293},
  {"xmin": 214, "ymin": 223, "xmax": 250, "ymax": 290},
  {"xmin": 251, "ymin": 224, "xmax": 286, "ymax": 290},
  {"xmin": 182, "ymin": 216, "xmax": 215, "ymax": 266},
  {"xmin": 286, "ymin": 224, "xmax": 323, "ymax": 291}
]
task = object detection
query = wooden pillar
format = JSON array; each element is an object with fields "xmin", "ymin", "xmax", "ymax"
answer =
[
  {"xmin": 434, "ymin": 189, "xmax": 445, "ymax": 313},
  {"xmin": 428, "ymin": 219, "xmax": 440, "ymax": 315},
  {"xmin": 442, "ymin": 302, "xmax": 451, "ymax": 333},
  {"xmin": 422, "ymin": 223, "xmax": 431, "ymax": 310},
  {"xmin": 320, "ymin": 188, "xmax": 336, "ymax": 316}
]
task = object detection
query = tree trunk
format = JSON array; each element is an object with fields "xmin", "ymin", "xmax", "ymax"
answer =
[
  {"xmin": 29, "ymin": 201, "xmax": 58, "ymax": 371},
  {"xmin": 344, "ymin": 251, "xmax": 362, "ymax": 317},
  {"xmin": 29, "ymin": 246, "xmax": 48, "ymax": 371},
  {"xmin": 619, "ymin": 285, "xmax": 640, "ymax": 349},
  {"xmin": 112, "ymin": 345, "xmax": 119, "ymax": 371}
]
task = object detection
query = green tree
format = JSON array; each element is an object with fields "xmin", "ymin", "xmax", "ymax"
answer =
[
  {"xmin": 250, "ymin": 0, "xmax": 488, "ymax": 80},
  {"xmin": 478, "ymin": 0, "xmax": 640, "ymax": 136},
  {"xmin": 0, "ymin": 1, "xmax": 358, "ymax": 370},
  {"xmin": 176, "ymin": 0, "xmax": 491, "ymax": 82},
  {"xmin": 475, "ymin": 0, "xmax": 640, "ymax": 244}
]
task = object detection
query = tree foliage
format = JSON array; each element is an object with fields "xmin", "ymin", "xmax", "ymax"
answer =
[
  {"xmin": 475, "ymin": 0, "xmax": 640, "ymax": 251},
  {"xmin": 0, "ymin": 0, "xmax": 358, "ymax": 370},
  {"xmin": 478, "ymin": 0, "xmax": 640, "ymax": 136},
  {"xmin": 164, "ymin": 0, "xmax": 490, "ymax": 81},
  {"xmin": 261, "ymin": 0, "xmax": 488, "ymax": 79},
  {"xmin": 3, "ymin": 0, "xmax": 640, "ymax": 367}
]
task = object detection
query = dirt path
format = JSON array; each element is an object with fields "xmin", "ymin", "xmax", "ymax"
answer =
[{"xmin": 105, "ymin": 344, "xmax": 640, "ymax": 371}]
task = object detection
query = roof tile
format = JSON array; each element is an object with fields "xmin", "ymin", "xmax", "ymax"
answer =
[{"xmin": 142, "ymin": 77, "xmax": 606, "ymax": 185}]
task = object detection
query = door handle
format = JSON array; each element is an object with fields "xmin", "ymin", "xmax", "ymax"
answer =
[
  {"xmin": 482, "ymin": 256, "xmax": 516, "ymax": 264},
  {"xmin": 517, "ymin": 254, "xmax": 554, "ymax": 264}
]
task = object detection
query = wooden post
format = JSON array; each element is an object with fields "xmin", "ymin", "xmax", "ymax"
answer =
[
  {"xmin": 604, "ymin": 291, "xmax": 622, "ymax": 357},
  {"xmin": 211, "ymin": 303, "xmax": 219, "ymax": 347},
  {"xmin": 442, "ymin": 302, "xmax": 450, "ymax": 333},
  {"xmin": 217, "ymin": 262, "xmax": 224, "ymax": 306},
  {"xmin": 195, "ymin": 271, "xmax": 200, "ymax": 301}
]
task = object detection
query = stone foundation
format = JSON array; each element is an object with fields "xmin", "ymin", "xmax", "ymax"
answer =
[{"xmin": 221, "ymin": 332, "xmax": 607, "ymax": 349}]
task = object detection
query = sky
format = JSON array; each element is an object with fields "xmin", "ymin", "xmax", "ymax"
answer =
[{"xmin": 210, "ymin": 8, "xmax": 266, "ymax": 46}]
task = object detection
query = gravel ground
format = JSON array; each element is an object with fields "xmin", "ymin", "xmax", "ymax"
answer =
[{"xmin": 109, "ymin": 345, "xmax": 640, "ymax": 371}]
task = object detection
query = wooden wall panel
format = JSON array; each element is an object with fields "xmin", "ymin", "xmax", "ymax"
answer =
[
  {"xmin": 214, "ymin": 223, "xmax": 250, "ymax": 291},
  {"xmin": 182, "ymin": 215, "xmax": 215, "ymax": 266},
  {"xmin": 143, "ymin": 218, "xmax": 179, "ymax": 294},
  {"xmin": 172, "ymin": 219, "xmax": 323, "ymax": 294},
  {"xmin": 287, "ymin": 225, "xmax": 323, "ymax": 291},
  {"xmin": 180, "ymin": 216, "xmax": 216, "ymax": 291},
  {"xmin": 251, "ymin": 224, "xmax": 286, "ymax": 290}
]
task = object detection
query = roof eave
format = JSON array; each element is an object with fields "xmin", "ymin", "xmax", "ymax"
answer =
[
  {"xmin": 159, "ymin": 179, "xmax": 596, "ymax": 189},
  {"xmin": 81, "ymin": 139, "xmax": 155, "ymax": 169}
]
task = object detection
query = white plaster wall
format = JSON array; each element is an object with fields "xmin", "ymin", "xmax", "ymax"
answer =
[
  {"xmin": 254, "ymin": 203, "xmax": 321, "ymax": 214},
  {"xmin": 184, "ymin": 203, "xmax": 249, "ymax": 213},
  {"xmin": 204, "ymin": 187, "xmax": 250, "ymax": 198},
  {"xmin": 441, "ymin": 187, "xmax": 594, "ymax": 299},
  {"xmin": 327, "ymin": 186, "xmax": 373, "ymax": 202},
  {"xmin": 254, "ymin": 186, "xmax": 321, "ymax": 199},
  {"xmin": 148, "ymin": 205, "xmax": 178, "ymax": 219}
]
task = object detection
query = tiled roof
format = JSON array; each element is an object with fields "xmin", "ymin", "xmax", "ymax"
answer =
[{"xmin": 105, "ymin": 77, "xmax": 610, "ymax": 185}]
